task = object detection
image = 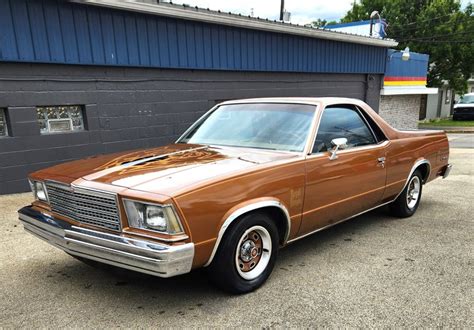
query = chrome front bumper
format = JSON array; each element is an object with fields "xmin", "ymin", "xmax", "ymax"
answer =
[{"xmin": 18, "ymin": 206, "xmax": 194, "ymax": 278}]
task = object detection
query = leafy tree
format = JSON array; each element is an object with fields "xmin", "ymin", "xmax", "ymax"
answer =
[
  {"xmin": 311, "ymin": 19, "xmax": 338, "ymax": 28},
  {"xmin": 342, "ymin": 0, "xmax": 474, "ymax": 94}
]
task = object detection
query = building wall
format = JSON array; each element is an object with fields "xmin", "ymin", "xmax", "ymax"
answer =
[
  {"xmin": 379, "ymin": 95, "xmax": 421, "ymax": 130},
  {"xmin": 426, "ymin": 94, "xmax": 439, "ymax": 120},
  {"xmin": 0, "ymin": 0, "xmax": 386, "ymax": 74},
  {"xmin": 426, "ymin": 86, "xmax": 453, "ymax": 120},
  {"xmin": 0, "ymin": 62, "xmax": 382, "ymax": 194}
]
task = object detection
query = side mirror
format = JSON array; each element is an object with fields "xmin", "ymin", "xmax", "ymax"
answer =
[{"xmin": 329, "ymin": 138, "xmax": 348, "ymax": 160}]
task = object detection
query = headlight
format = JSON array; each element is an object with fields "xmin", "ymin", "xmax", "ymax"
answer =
[
  {"xmin": 29, "ymin": 179, "xmax": 48, "ymax": 202},
  {"xmin": 123, "ymin": 199, "xmax": 184, "ymax": 234}
]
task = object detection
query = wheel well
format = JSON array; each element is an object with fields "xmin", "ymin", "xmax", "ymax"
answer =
[
  {"xmin": 256, "ymin": 206, "xmax": 289, "ymax": 245},
  {"xmin": 416, "ymin": 163, "xmax": 430, "ymax": 183}
]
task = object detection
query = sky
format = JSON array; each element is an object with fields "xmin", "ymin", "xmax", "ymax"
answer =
[{"xmin": 168, "ymin": 0, "xmax": 472, "ymax": 25}]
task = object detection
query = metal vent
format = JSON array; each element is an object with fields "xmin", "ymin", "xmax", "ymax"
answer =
[{"xmin": 45, "ymin": 182, "xmax": 121, "ymax": 231}]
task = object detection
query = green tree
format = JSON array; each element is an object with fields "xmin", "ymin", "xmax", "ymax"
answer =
[
  {"xmin": 342, "ymin": 0, "xmax": 474, "ymax": 94},
  {"xmin": 311, "ymin": 19, "xmax": 338, "ymax": 28}
]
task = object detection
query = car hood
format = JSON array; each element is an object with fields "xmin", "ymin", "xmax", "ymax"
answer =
[
  {"xmin": 38, "ymin": 144, "xmax": 298, "ymax": 196},
  {"xmin": 454, "ymin": 103, "xmax": 474, "ymax": 108}
]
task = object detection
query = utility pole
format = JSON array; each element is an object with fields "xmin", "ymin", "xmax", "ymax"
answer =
[{"xmin": 279, "ymin": 0, "xmax": 284, "ymax": 21}]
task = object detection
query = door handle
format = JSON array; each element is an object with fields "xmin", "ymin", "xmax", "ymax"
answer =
[{"xmin": 377, "ymin": 157, "xmax": 386, "ymax": 167}]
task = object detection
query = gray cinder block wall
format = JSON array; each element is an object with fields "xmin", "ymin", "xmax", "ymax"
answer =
[
  {"xmin": 0, "ymin": 62, "xmax": 382, "ymax": 194},
  {"xmin": 379, "ymin": 95, "xmax": 421, "ymax": 130}
]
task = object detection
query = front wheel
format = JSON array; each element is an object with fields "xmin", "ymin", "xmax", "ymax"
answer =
[
  {"xmin": 208, "ymin": 212, "xmax": 279, "ymax": 294},
  {"xmin": 389, "ymin": 170, "xmax": 423, "ymax": 218}
]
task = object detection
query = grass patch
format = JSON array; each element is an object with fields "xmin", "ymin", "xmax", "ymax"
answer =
[{"xmin": 419, "ymin": 119, "xmax": 474, "ymax": 127}]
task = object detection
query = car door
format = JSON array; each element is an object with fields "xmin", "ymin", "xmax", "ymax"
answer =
[{"xmin": 298, "ymin": 104, "xmax": 388, "ymax": 236}]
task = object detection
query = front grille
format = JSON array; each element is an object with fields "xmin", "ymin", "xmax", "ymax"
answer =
[
  {"xmin": 45, "ymin": 182, "xmax": 121, "ymax": 231},
  {"xmin": 455, "ymin": 107, "xmax": 474, "ymax": 113}
]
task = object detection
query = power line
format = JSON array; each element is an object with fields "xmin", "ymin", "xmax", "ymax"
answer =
[
  {"xmin": 396, "ymin": 30, "xmax": 474, "ymax": 41},
  {"xmin": 387, "ymin": 14, "xmax": 473, "ymax": 34},
  {"xmin": 399, "ymin": 39, "xmax": 474, "ymax": 43},
  {"xmin": 402, "ymin": 13, "xmax": 460, "ymax": 26}
]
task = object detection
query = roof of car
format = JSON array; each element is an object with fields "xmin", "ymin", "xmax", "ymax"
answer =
[{"xmin": 220, "ymin": 97, "xmax": 367, "ymax": 107}]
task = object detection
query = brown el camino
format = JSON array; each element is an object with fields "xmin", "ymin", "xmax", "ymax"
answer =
[{"xmin": 19, "ymin": 97, "xmax": 452, "ymax": 293}]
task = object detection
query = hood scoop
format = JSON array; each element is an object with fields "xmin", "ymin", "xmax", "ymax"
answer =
[{"xmin": 120, "ymin": 154, "xmax": 170, "ymax": 166}]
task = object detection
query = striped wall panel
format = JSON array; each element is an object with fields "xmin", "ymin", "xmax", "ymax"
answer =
[{"xmin": 0, "ymin": 0, "xmax": 387, "ymax": 73}]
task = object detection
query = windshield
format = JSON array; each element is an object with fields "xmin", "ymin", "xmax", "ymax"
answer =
[
  {"xmin": 179, "ymin": 103, "xmax": 316, "ymax": 152},
  {"xmin": 458, "ymin": 95, "xmax": 474, "ymax": 104}
]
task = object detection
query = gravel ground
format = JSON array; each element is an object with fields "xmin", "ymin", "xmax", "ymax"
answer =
[{"xmin": 0, "ymin": 148, "xmax": 472, "ymax": 328}]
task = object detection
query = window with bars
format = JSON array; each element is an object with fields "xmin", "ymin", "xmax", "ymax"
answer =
[
  {"xmin": 0, "ymin": 109, "xmax": 8, "ymax": 137},
  {"xmin": 37, "ymin": 105, "xmax": 85, "ymax": 134}
]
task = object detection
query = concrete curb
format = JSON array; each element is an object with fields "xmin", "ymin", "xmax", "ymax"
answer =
[{"xmin": 418, "ymin": 126, "xmax": 474, "ymax": 133}]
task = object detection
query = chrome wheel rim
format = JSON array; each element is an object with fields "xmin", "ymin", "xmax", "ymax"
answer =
[
  {"xmin": 406, "ymin": 176, "xmax": 421, "ymax": 209},
  {"xmin": 235, "ymin": 225, "xmax": 272, "ymax": 280}
]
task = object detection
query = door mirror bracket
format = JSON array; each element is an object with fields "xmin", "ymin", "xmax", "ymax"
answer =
[{"xmin": 329, "ymin": 138, "xmax": 348, "ymax": 160}]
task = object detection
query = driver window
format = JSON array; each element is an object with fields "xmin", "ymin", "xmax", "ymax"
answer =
[{"xmin": 312, "ymin": 105, "xmax": 376, "ymax": 153}]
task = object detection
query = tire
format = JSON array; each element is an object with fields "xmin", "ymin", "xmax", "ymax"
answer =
[
  {"xmin": 208, "ymin": 211, "xmax": 279, "ymax": 294},
  {"xmin": 389, "ymin": 169, "xmax": 423, "ymax": 218}
]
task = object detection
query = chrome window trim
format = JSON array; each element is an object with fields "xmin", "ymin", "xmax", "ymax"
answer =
[
  {"xmin": 308, "ymin": 104, "xmax": 381, "ymax": 155},
  {"xmin": 122, "ymin": 197, "xmax": 186, "ymax": 236},
  {"xmin": 203, "ymin": 200, "xmax": 291, "ymax": 267},
  {"xmin": 306, "ymin": 140, "xmax": 390, "ymax": 160},
  {"xmin": 354, "ymin": 105, "xmax": 379, "ymax": 143},
  {"xmin": 354, "ymin": 105, "xmax": 388, "ymax": 142},
  {"xmin": 176, "ymin": 102, "xmax": 320, "ymax": 157},
  {"xmin": 305, "ymin": 102, "xmax": 325, "ymax": 155}
]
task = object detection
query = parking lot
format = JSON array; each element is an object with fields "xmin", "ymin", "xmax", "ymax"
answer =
[{"xmin": 1, "ymin": 136, "xmax": 473, "ymax": 327}]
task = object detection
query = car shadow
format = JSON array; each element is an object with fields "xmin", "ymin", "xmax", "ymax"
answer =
[{"xmin": 25, "ymin": 206, "xmax": 399, "ymax": 305}]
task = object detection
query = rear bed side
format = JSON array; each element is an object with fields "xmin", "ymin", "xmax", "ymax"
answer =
[{"xmin": 382, "ymin": 130, "xmax": 449, "ymax": 202}]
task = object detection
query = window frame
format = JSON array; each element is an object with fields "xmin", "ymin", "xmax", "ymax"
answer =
[
  {"xmin": 310, "ymin": 104, "xmax": 380, "ymax": 155},
  {"xmin": 177, "ymin": 102, "xmax": 319, "ymax": 154},
  {"xmin": 354, "ymin": 105, "xmax": 387, "ymax": 143},
  {"xmin": 0, "ymin": 108, "xmax": 8, "ymax": 138},
  {"xmin": 36, "ymin": 105, "xmax": 86, "ymax": 135}
]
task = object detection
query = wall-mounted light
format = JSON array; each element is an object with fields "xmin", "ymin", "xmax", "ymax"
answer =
[
  {"xmin": 388, "ymin": 47, "xmax": 410, "ymax": 61},
  {"xmin": 401, "ymin": 47, "xmax": 410, "ymax": 61}
]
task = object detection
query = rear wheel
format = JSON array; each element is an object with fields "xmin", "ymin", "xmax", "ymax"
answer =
[
  {"xmin": 389, "ymin": 170, "xmax": 423, "ymax": 218},
  {"xmin": 208, "ymin": 212, "xmax": 279, "ymax": 294}
]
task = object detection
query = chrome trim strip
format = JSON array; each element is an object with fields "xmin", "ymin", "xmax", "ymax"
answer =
[
  {"xmin": 18, "ymin": 206, "xmax": 194, "ymax": 278},
  {"xmin": 203, "ymin": 200, "xmax": 291, "ymax": 267},
  {"xmin": 286, "ymin": 199, "xmax": 395, "ymax": 244},
  {"xmin": 121, "ymin": 229, "xmax": 189, "ymax": 243}
]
